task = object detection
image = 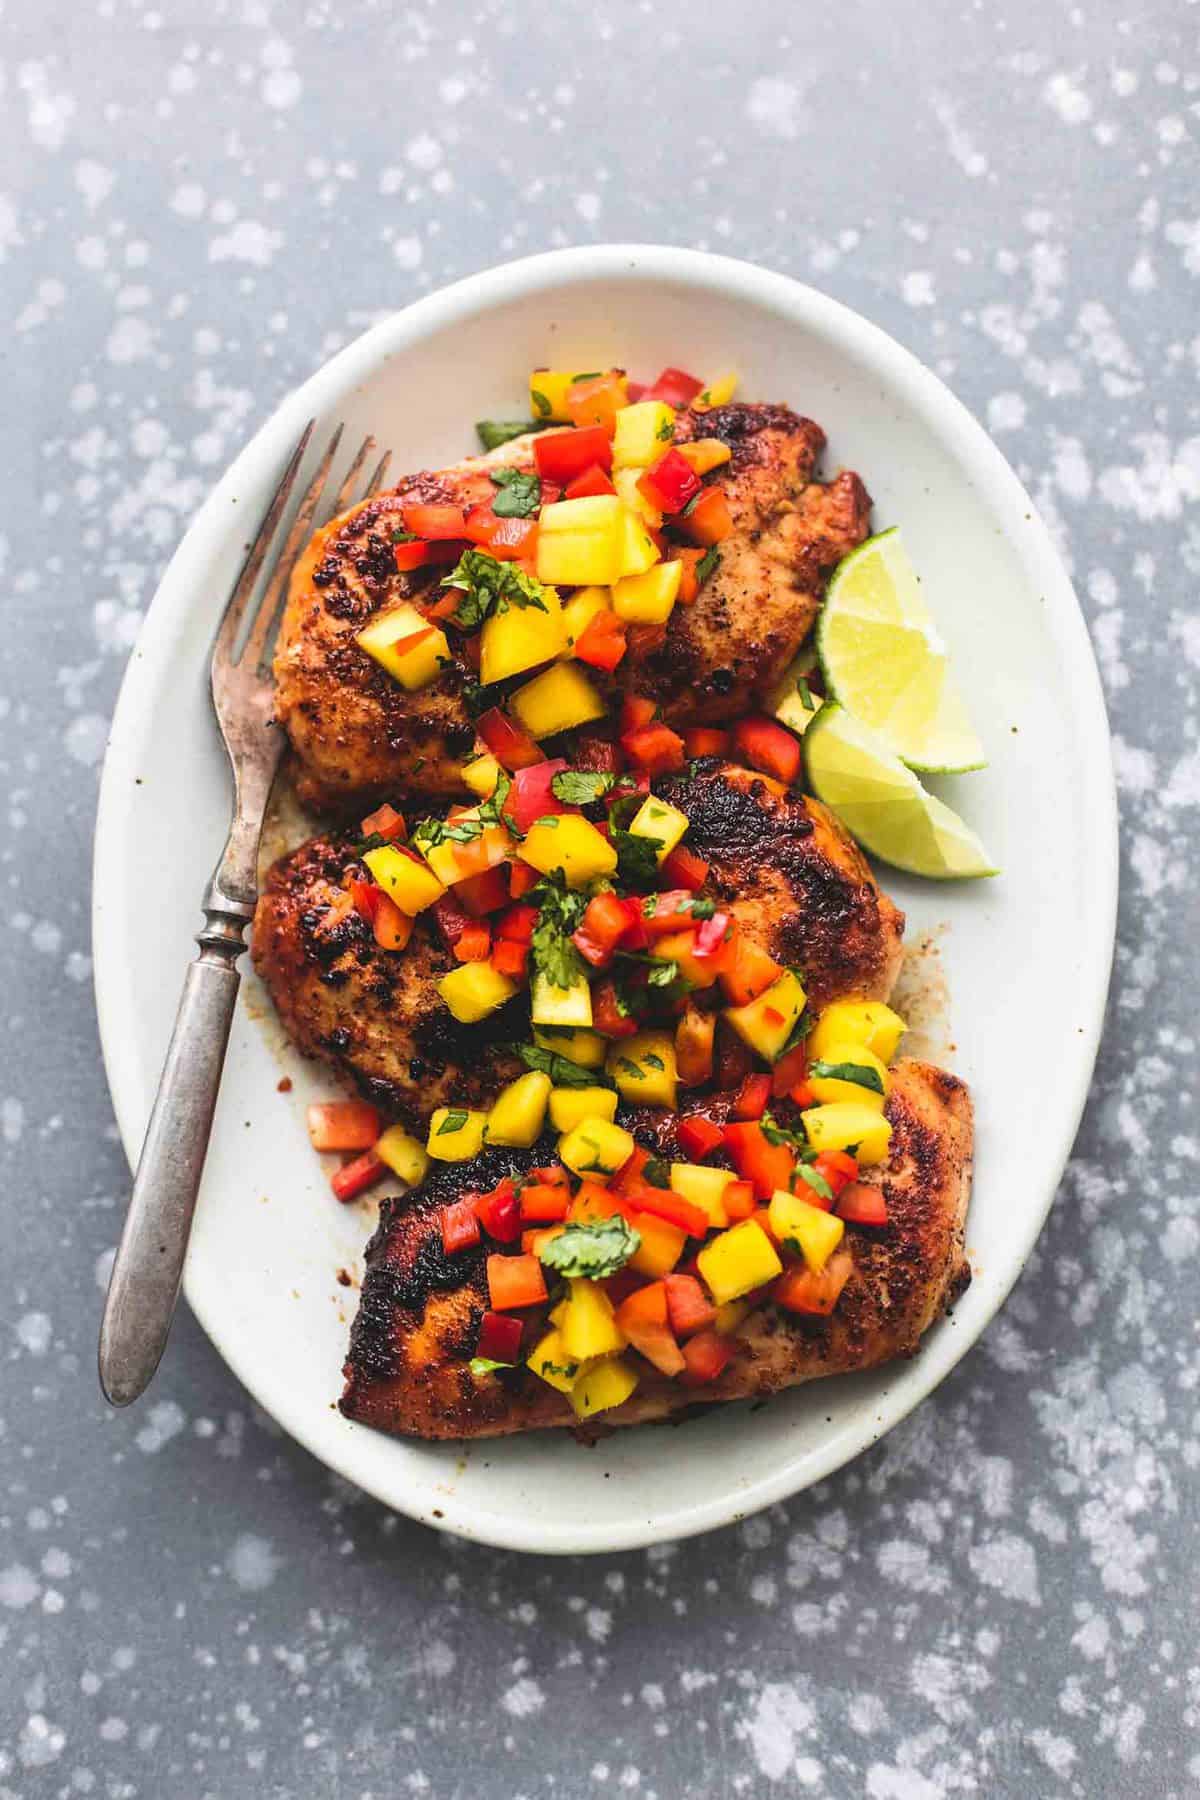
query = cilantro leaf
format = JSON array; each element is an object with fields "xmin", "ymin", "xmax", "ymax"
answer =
[
  {"xmin": 469, "ymin": 1356, "xmax": 514, "ymax": 1376},
  {"xmin": 551, "ymin": 769, "xmax": 615, "ymax": 806},
  {"xmin": 476, "ymin": 419, "xmax": 542, "ymax": 451},
  {"xmin": 611, "ymin": 827, "xmax": 661, "ymax": 889},
  {"xmin": 809, "ymin": 1059, "xmax": 885, "ymax": 1096},
  {"xmin": 437, "ymin": 1110, "xmax": 469, "ymax": 1137},
  {"xmin": 796, "ymin": 674, "xmax": 817, "ymax": 712},
  {"xmin": 760, "ymin": 1109, "xmax": 806, "ymax": 1150},
  {"xmin": 537, "ymin": 1217, "xmax": 641, "ymax": 1280},
  {"xmin": 528, "ymin": 873, "xmax": 588, "ymax": 991},
  {"xmin": 645, "ymin": 962, "xmax": 678, "ymax": 992},
  {"xmin": 411, "ymin": 814, "xmax": 486, "ymax": 851},
  {"xmin": 518, "ymin": 1043, "xmax": 614, "ymax": 1090},
  {"xmin": 489, "ymin": 466, "xmax": 542, "ymax": 518},
  {"xmin": 440, "ymin": 549, "xmax": 550, "ymax": 631},
  {"xmin": 530, "ymin": 388, "xmax": 553, "ymax": 418},
  {"xmin": 695, "ymin": 545, "xmax": 721, "ymax": 583},
  {"xmin": 793, "ymin": 1164, "xmax": 835, "ymax": 1203}
]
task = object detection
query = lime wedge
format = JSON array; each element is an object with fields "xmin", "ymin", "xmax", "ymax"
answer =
[
  {"xmin": 817, "ymin": 528, "xmax": 985, "ymax": 774},
  {"xmin": 805, "ymin": 703, "xmax": 999, "ymax": 880}
]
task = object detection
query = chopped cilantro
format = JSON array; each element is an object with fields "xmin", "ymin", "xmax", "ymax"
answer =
[
  {"xmin": 793, "ymin": 1164, "xmax": 835, "ymax": 1204},
  {"xmin": 389, "ymin": 527, "xmax": 419, "ymax": 545},
  {"xmin": 537, "ymin": 1216, "xmax": 641, "ymax": 1280},
  {"xmin": 571, "ymin": 370, "xmax": 602, "ymax": 383},
  {"xmin": 469, "ymin": 1356, "xmax": 513, "ymax": 1376},
  {"xmin": 611, "ymin": 828, "xmax": 661, "ymax": 889},
  {"xmin": 642, "ymin": 1156, "xmax": 671, "ymax": 1188},
  {"xmin": 518, "ymin": 1043, "xmax": 614, "ymax": 1090},
  {"xmin": 528, "ymin": 873, "xmax": 587, "ymax": 991},
  {"xmin": 645, "ymin": 963, "xmax": 678, "ymax": 992},
  {"xmin": 642, "ymin": 1051, "xmax": 666, "ymax": 1070},
  {"xmin": 489, "ymin": 466, "xmax": 542, "ymax": 518},
  {"xmin": 530, "ymin": 388, "xmax": 552, "ymax": 418},
  {"xmin": 551, "ymin": 769, "xmax": 616, "ymax": 806},
  {"xmin": 760, "ymin": 1109, "xmax": 806, "ymax": 1151},
  {"xmin": 476, "ymin": 419, "xmax": 542, "ymax": 451},
  {"xmin": 695, "ymin": 545, "xmax": 721, "ymax": 583},
  {"xmin": 796, "ymin": 675, "xmax": 817, "ymax": 712},
  {"xmin": 411, "ymin": 814, "xmax": 486, "ymax": 851},
  {"xmin": 437, "ymin": 1110, "xmax": 469, "ymax": 1137},
  {"xmin": 615, "ymin": 1056, "xmax": 643, "ymax": 1080},
  {"xmin": 440, "ymin": 548, "xmax": 550, "ymax": 630},
  {"xmin": 809, "ymin": 1058, "xmax": 885, "ymax": 1096},
  {"xmin": 656, "ymin": 417, "xmax": 675, "ymax": 440}
]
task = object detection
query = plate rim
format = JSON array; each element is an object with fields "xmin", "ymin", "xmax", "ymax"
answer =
[{"xmin": 92, "ymin": 243, "xmax": 1119, "ymax": 1553}]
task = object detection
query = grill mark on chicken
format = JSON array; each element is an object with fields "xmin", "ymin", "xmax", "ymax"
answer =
[{"xmin": 338, "ymin": 1060, "xmax": 972, "ymax": 1440}]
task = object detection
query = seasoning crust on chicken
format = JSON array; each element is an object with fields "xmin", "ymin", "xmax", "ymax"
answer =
[
  {"xmin": 338, "ymin": 1059, "xmax": 972, "ymax": 1441},
  {"xmin": 272, "ymin": 405, "xmax": 870, "ymax": 813}
]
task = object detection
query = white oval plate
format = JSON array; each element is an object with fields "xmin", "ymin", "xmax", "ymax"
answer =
[{"xmin": 93, "ymin": 247, "xmax": 1117, "ymax": 1554}]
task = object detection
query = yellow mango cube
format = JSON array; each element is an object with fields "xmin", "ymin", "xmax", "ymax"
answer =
[
  {"xmin": 724, "ymin": 969, "xmax": 807, "ymax": 1064},
  {"xmin": 570, "ymin": 1354, "xmax": 639, "ymax": 1418},
  {"xmin": 420, "ymin": 817, "xmax": 513, "ymax": 888},
  {"xmin": 510, "ymin": 662, "xmax": 607, "ymax": 739},
  {"xmin": 617, "ymin": 506, "xmax": 661, "ymax": 578},
  {"xmin": 614, "ymin": 465, "xmax": 662, "ymax": 528},
  {"xmin": 374, "ymin": 1125, "xmax": 429, "ymax": 1188},
  {"xmin": 530, "ymin": 971, "xmax": 594, "ymax": 1029},
  {"xmin": 809, "ymin": 1000, "xmax": 907, "ymax": 1066},
  {"xmin": 677, "ymin": 438, "xmax": 733, "ymax": 475},
  {"xmin": 536, "ymin": 495, "xmax": 625, "ymax": 587},
  {"xmin": 462, "ymin": 752, "xmax": 502, "ymax": 799},
  {"xmin": 479, "ymin": 586, "xmax": 566, "ymax": 684},
  {"xmin": 558, "ymin": 1118, "xmax": 635, "ymax": 1179},
  {"xmin": 627, "ymin": 794, "xmax": 689, "ymax": 861},
  {"xmin": 528, "ymin": 368, "xmax": 578, "ymax": 422},
  {"xmin": 363, "ymin": 845, "xmax": 445, "ymax": 914},
  {"xmin": 627, "ymin": 1211, "xmax": 687, "ymax": 1278},
  {"xmin": 606, "ymin": 1031, "xmax": 678, "ymax": 1110},
  {"xmin": 696, "ymin": 1220, "xmax": 782, "ymax": 1306},
  {"xmin": 560, "ymin": 1278, "xmax": 627, "ymax": 1361},
  {"xmin": 612, "ymin": 559, "xmax": 681, "ymax": 624},
  {"xmin": 426, "ymin": 1107, "xmax": 488, "ymax": 1162},
  {"xmin": 485, "ymin": 1071, "xmax": 552, "ymax": 1147},
  {"xmin": 768, "ymin": 646, "xmax": 821, "ymax": 739},
  {"xmin": 520, "ymin": 814, "xmax": 618, "ymax": 887},
  {"xmin": 356, "ymin": 603, "xmax": 450, "ymax": 691},
  {"xmin": 670, "ymin": 1162, "xmax": 735, "ymax": 1230},
  {"xmin": 807, "ymin": 1040, "xmax": 889, "ymax": 1111},
  {"xmin": 527, "ymin": 1327, "xmax": 581, "ymax": 1395},
  {"xmin": 613, "ymin": 401, "xmax": 676, "ymax": 468},
  {"xmin": 560, "ymin": 586, "xmax": 611, "ymax": 653},
  {"xmin": 548, "ymin": 1086, "xmax": 619, "ymax": 1132},
  {"xmin": 801, "ymin": 1103, "xmax": 892, "ymax": 1166},
  {"xmin": 694, "ymin": 371, "xmax": 738, "ymax": 410},
  {"xmin": 437, "ymin": 961, "xmax": 517, "ymax": 1024},
  {"xmin": 533, "ymin": 1025, "xmax": 606, "ymax": 1067},
  {"xmin": 768, "ymin": 1189, "xmax": 845, "ymax": 1271}
]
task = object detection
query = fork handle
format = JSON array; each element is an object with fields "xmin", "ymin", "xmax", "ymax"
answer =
[{"xmin": 99, "ymin": 901, "xmax": 253, "ymax": 1406}]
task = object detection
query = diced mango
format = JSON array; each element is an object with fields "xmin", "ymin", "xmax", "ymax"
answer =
[
  {"xmin": 560, "ymin": 1278, "xmax": 627, "ymax": 1361},
  {"xmin": 617, "ymin": 506, "xmax": 661, "ymax": 578},
  {"xmin": 768, "ymin": 1188, "xmax": 846, "ymax": 1271},
  {"xmin": 364, "ymin": 845, "xmax": 445, "ymax": 915},
  {"xmin": 724, "ymin": 969, "xmax": 807, "ymax": 1063},
  {"xmin": 421, "ymin": 817, "xmax": 514, "ymax": 888},
  {"xmin": 529, "ymin": 368, "xmax": 581, "ymax": 422},
  {"xmin": 613, "ymin": 401, "xmax": 676, "ymax": 468},
  {"xmin": 801, "ymin": 1103, "xmax": 892, "ymax": 1166},
  {"xmin": 520, "ymin": 814, "xmax": 617, "ymax": 887},
  {"xmin": 650, "ymin": 929, "xmax": 719, "ymax": 991},
  {"xmin": 614, "ymin": 465, "xmax": 662, "ymax": 528},
  {"xmin": 677, "ymin": 438, "xmax": 733, "ymax": 475},
  {"xmin": 627, "ymin": 1211, "xmax": 687, "ymax": 1278},
  {"xmin": 437, "ymin": 961, "xmax": 517, "ymax": 1024},
  {"xmin": 374, "ymin": 1125, "xmax": 429, "ymax": 1188},
  {"xmin": 607, "ymin": 1031, "xmax": 678, "ymax": 1110},
  {"xmin": 527, "ymin": 1327, "xmax": 582, "ymax": 1395},
  {"xmin": 694, "ymin": 371, "xmax": 738, "ymax": 409},
  {"xmin": 462, "ymin": 752, "xmax": 503, "ymax": 799},
  {"xmin": 533, "ymin": 1025, "xmax": 606, "ymax": 1067},
  {"xmin": 560, "ymin": 586, "xmax": 611, "ymax": 653},
  {"xmin": 768, "ymin": 646, "xmax": 821, "ymax": 739},
  {"xmin": 611, "ymin": 559, "xmax": 681, "ymax": 624},
  {"xmin": 568, "ymin": 1183, "xmax": 623, "ymax": 1225},
  {"xmin": 558, "ymin": 1118, "xmax": 636, "ymax": 1179},
  {"xmin": 356, "ymin": 602, "xmax": 450, "ymax": 691},
  {"xmin": 670, "ymin": 1162, "xmax": 735, "ymax": 1230},
  {"xmin": 536, "ymin": 495, "xmax": 625, "ymax": 587},
  {"xmin": 510, "ymin": 662, "xmax": 607, "ymax": 739},
  {"xmin": 486, "ymin": 1071, "xmax": 552, "ymax": 1147},
  {"xmin": 480, "ymin": 585, "xmax": 566, "ymax": 684},
  {"xmin": 548, "ymin": 1086, "xmax": 619, "ymax": 1132},
  {"xmin": 627, "ymin": 794, "xmax": 689, "ymax": 861},
  {"xmin": 530, "ymin": 971, "xmax": 594, "ymax": 1029},
  {"xmin": 426, "ymin": 1107, "xmax": 488, "ymax": 1162},
  {"xmin": 809, "ymin": 1000, "xmax": 907, "ymax": 1066},
  {"xmin": 713, "ymin": 1297, "xmax": 753, "ymax": 1336},
  {"xmin": 570, "ymin": 1353, "xmax": 639, "ymax": 1418},
  {"xmin": 806, "ymin": 1040, "xmax": 889, "ymax": 1111},
  {"xmin": 696, "ymin": 1220, "xmax": 782, "ymax": 1306}
]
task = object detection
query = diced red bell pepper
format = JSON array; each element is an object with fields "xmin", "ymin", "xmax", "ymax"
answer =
[
  {"xmin": 573, "ymin": 609, "xmax": 627, "ymax": 671},
  {"xmin": 487, "ymin": 1251, "xmax": 548, "ymax": 1311},
  {"xmin": 393, "ymin": 539, "xmax": 433, "ymax": 572},
  {"xmin": 682, "ymin": 726, "xmax": 729, "ymax": 759},
  {"xmin": 573, "ymin": 735, "xmax": 624, "ymax": 775},
  {"xmin": 612, "ymin": 1147, "xmax": 652, "ymax": 1197},
  {"xmin": 733, "ymin": 1074, "xmax": 771, "ymax": 1120},
  {"xmin": 452, "ymin": 921, "xmax": 492, "ymax": 963},
  {"xmin": 814, "ymin": 1149, "xmax": 860, "ymax": 1199},
  {"xmin": 620, "ymin": 694, "xmax": 657, "ymax": 733},
  {"xmin": 497, "ymin": 902, "xmax": 538, "ymax": 943},
  {"xmin": 692, "ymin": 911, "xmax": 734, "ymax": 967},
  {"xmin": 722, "ymin": 1121, "xmax": 795, "ymax": 1201},
  {"xmin": 465, "ymin": 503, "xmax": 502, "ymax": 547},
  {"xmin": 476, "ymin": 1309, "xmax": 523, "ymax": 1363},
  {"xmin": 564, "ymin": 462, "xmax": 617, "ymax": 500},
  {"xmin": 677, "ymin": 1113, "xmax": 725, "ymax": 1160},
  {"xmin": 461, "ymin": 633, "xmax": 482, "ymax": 670},
  {"xmin": 441, "ymin": 1198, "xmax": 482, "ymax": 1254},
  {"xmin": 637, "ymin": 448, "xmax": 702, "ymax": 516},
  {"xmin": 733, "ymin": 715, "xmax": 802, "ymax": 786},
  {"xmin": 533, "ymin": 424, "xmax": 613, "ymax": 482},
  {"xmin": 401, "ymin": 502, "xmax": 469, "ymax": 540},
  {"xmin": 477, "ymin": 707, "xmax": 545, "ymax": 772},
  {"xmin": 643, "ymin": 366, "xmax": 705, "ymax": 408},
  {"xmin": 360, "ymin": 802, "xmax": 406, "ymax": 843},
  {"xmin": 664, "ymin": 1273, "xmax": 718, "ymax": 1337},
  {"xmin": 502, "ymin": 758, "xmax": 569, "ymax": 835},
  {"xmin": 566, "ymin": 372, "xmax": 627, "ymax": 437},
  {"xmin": 720, "ymin": 937, "xmax": 783, "ymax": 1006},
  {"xmin": 454, "ymin": 865, "xmax": 512, "ymax": 917},
  {"xmin": 374, "ymin": 890, "xmax": 413, "ymax": 951},
  {"xmin": 331, "ymin": 1150, "xmax": 386, "ymax": 1204},
  {"xmin": 680, "ymin": 1328, "xmax": 736, "ymax": 1385},
  {"xmin": 625, "ymin": 380, "xmax": 647, "ymax": 402},
  {"xmin": 614, "ymin": 1281, "xmax": 685, "ymax": 1377},
  {"xmin": 518, "ymin": 1182, "xmax": 571, "ymax": 1223},
  {"xmin": 836, "ymin": 1182, "xmax": 888, "ymax": 1226},
  {"xmin": 432, "ymin": 894, "xmax": 473, "ymax": 948},
  {"xmin": 508, "ymin": 860, "xmax": 539, "ymax": 898},
  {"xmin": 629, "ymin": 1186, "xmax": 709, "ymax": 1239},
  {"xmin": 773, "ymin": 1251, "xmax": 854, "ymax": 1316},
  {"xmin": 790, "ymin": 1080, "xmax": 817, "ymax": 1109},
  {"xmin": 680, "ymin": 486, "xmax": 733, "ymax": 546},
  {"xmin": 592, "ymin": 980, "xmax": 638, "ymax": 1039},
  {"xmin": 488, "ymin": 516, "xmax": 539, "ymax": 561},
  {"xmin": 771, "ymin": 1042, "xmax": 809, "ymax": 1099},
  {"xmin": 572, "ymin": 891, "xmax": 634, "ymax": 969},
  {"xmin": 639, "ymin": 890, "xmax": 702, "ymax": 939},
  {"xmin": 491, "ymin": 938, "xmax": 529, "ymax": 979},
  {"xmin": 659, "ymin": 844, "xmax": 709, "ymax": 892},
  {"xmin": 723, "ymin": 1180, "xmax": 756, "ymax": 1221},
  {"xmin": 306, "ymin": 1101, "xmax": 382, "ymax": 1153},
  {"xmin": 621, "ymin": 722, "xmax": 685, "ymax": 775},
  {"xmin": 472, "ymin": 1178, "xmax": 521, "ymax": 1243},
  {"xmin": 715, "ymin": 1022, "xmax": 754, "ymax": 1091}
]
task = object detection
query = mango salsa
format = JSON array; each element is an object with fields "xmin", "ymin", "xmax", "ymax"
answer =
[
  {"xmin": 627, "ymin": 1211, "xmax": 687, "ymax": 1278},
  {"xmin": 480, "ymin": 585, "xmax": 566, "ymax": 684},
  {"xmin": 627, "ymin": 794, "xmax": 689, "ymax": 861},
  {"xmin": 560, "ymin": 586, "xmax": 611, "ymax": 652},
  {"xmin": 607, "ymin": 1030, "xmax": 678, "ymax": 1110},
  {"xmin": 617, "ymin": 506, "xmax": 661, "ymax": 577},
  {"xmin": 510, "ymin": 662, "xmax": 607, "ymax": 739},
  {"xmin": 520, "ymin": 814, "xmax": 618, "ymax": 887},
  {"xmin": 547, "ymin": 1086, "xmax": 619, "ymax": 1132},
  {"xmin": 614, "ymin": 465, "xmax": 662, "ymax": 528},
  {"xmin": 536, "ymin": 495, "xmax": 625, "ymax": 587},
  {"xmin": 356, "ymin": 602, "xmax": 449, "ymax": 690},
  {"xmin": 363, "ymin": 845, "xmax": 445, "ymax": 915},
  {"xmin": 768, "ymin": 1189, "xmax": 845, "ymax": 1271},
  {"xmin": 558, "ymin": 1117, "xmax": 635, "ymax": 1178},
  {"xmin": 420, "ymin": 816, "xmax": 513, "ymax": 888},
  {"xmin": 533, "ymin": 1025, "xmax": 606, "ymax": 1067},
  {"xmin": 560, "ymin": 1278, "xmax": 627, "ymax": 1360},
  {"xmin": 670, "ymin": 1162, "xmax": 735, "ymax": 1229},
  {"xmin": 530, "ymin": 970, "xmax": 594, "ymax": 1029},
  {"xmin": 724, "ymin": 969, "xmax": 808, "ymax": 1063},
  {"xmin": 570, "ymin": 1353, "xmax": 639, "ymax": 1418},
  {"xmin": 485, "ymin": 1071, "xmax": 551, "ymax": 1147},
  {"xmin": 806, "ymin": 1040, "xmax": 889, "ymax": 1111},
  {"xmin": 802, "ymin": 1102, "xmax": 892, "ymax": 1166},
  {"xmin": 437, "ymin": 961, "xmax": 517, "ymax": 1024},
  {"xmin": 374, "ymin": 1125, "xmax": 430, "ymax": 1187},
  {"xmin": 613, "ymin": 401, "xmax": 676, "ymax": 468},
  {"xmin": 696, "ymin": 1219, "xmax": 782, "ymax": 1306},
  {"xmin": 527, "ymin": 1327, "xmax": 581, "ymax": 1395},
  {"xmin": 809, "ymin": 999, "xmax": 907, "ymax": 1066},
  {"xmin": 529, "ymin": 368, "xmax": 583, "ymax": 422},
  {"xmin": 461, "ymin": 752, "xmax": 503, "ymax": 799},
  {"xmin": 426, "ymin": 1107, "xmax": 488, "ymax": 1162},
  {"xmin": 611, "ymin": 559, "xmax": 681, "ymax": 624}
]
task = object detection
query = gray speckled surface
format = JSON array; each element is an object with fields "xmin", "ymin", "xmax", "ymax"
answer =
[{"xmin": 2, "ymin": 3, "xmax": 1197, "ymax": 1794}]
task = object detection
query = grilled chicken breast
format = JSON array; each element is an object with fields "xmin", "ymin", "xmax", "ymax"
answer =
[
  {"xmin": 250, "ymin": 763, "xmax": 904, "ymax": 1123},
  {"xmin": 273, "ymin": 404, "xmax": 870, "ymax": 813},
  {"xmin": 338, "ymin": 1059, "xmax": 972, "ymax": 1440}
]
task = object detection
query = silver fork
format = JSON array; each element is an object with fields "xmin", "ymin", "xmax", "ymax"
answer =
[{"xmin": 98, "ymin": 423, "xmax": 393, "ymax": 1407}]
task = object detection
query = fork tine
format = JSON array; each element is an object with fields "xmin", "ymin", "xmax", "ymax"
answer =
[
  {"xmin": 365, "ymin": 448, "xmax": 393, "ymax": 497},
  {"xmin": 326, "ymin": 434, "xmax": 375, "ymax": 521},
  {"xmin": 214, "ymin": 420, "xmax": 314, "ymax": 666},
  {"xmin": 241, "ymin": 423, "xmax": 344, "ymax": 673}
]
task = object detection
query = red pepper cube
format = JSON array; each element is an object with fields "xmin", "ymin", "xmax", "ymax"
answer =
[
  {"xmin": 486, "ymin": 1251, "xmax": 549, "ymax": 1311},
  {"xmin": 637, "ymin": 448, "xmax": 702, "ymax": 516},
  {"xmin": 533, "ymin": 424, "xmax": 613, "ymax": 483},
  {"xmin": 476, "ymin": 1309, "xmax": 523, "ymax": 1364},
  {"xmin": 441, "ymin": 1199, "xmax": 482, "ymax": 1254},
  {"xmin": 330, "ymin": 1150, "xmax": 386, "ymax": 1204}
]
